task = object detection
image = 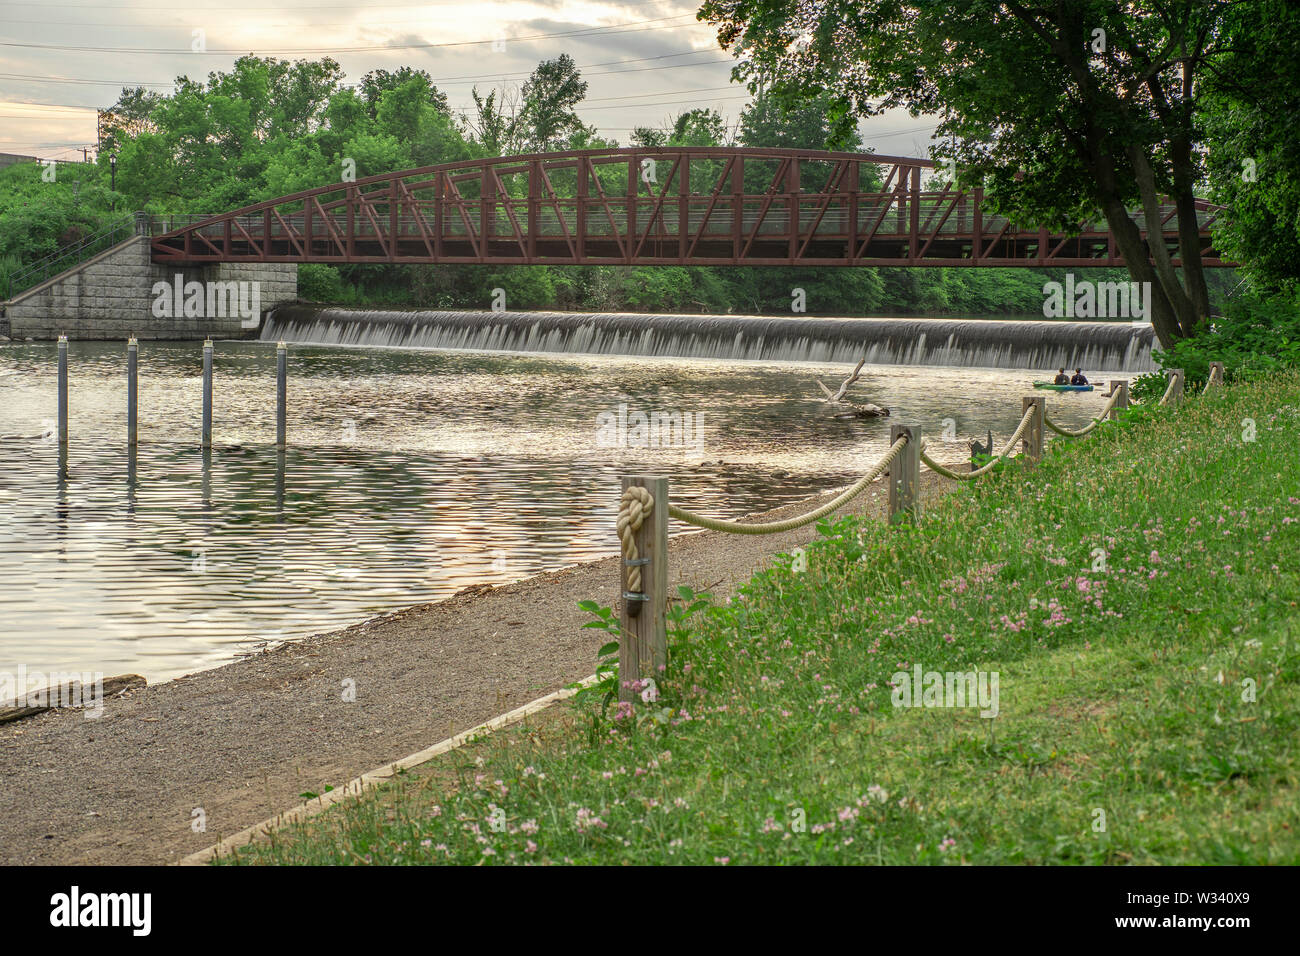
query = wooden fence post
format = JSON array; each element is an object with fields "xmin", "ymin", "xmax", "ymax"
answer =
[
  {"xmin": 1108, "ymin": 380, "xmax": 1129, "ymax": 421},
  {"xmin": 1207, "ymin": 361, "xmax": 1225, "ymax": 388},
  {"xmin": 1166, "ymin": 368, "xmax": 1185, "ymax": 405},
  {"xmin": 888, "ymin": 424, "xmax": 921, "ymax": 523},
  {"xmin": 619, "ymin": 475, "xmax": 668, "ymax": 703},
  {"xmin": 1022, "ymin": 396, "xmax": 1045, "ymax": 461}
]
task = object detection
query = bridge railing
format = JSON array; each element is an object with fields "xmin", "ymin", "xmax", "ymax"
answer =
[
  {"xmin": 2, "ymin": 212, "xmax": 222, "ymax": 300},
  {"xmin": 165, "ymin": 200, "xmax": 1192, "ymax": 246},
  {"xmin": 148, "ymin": 147, "xmax": 1226, "ymax": 268}
]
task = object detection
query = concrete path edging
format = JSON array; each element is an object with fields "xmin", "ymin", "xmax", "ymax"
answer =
[{"xmin": 178, "ymin": 673, "xmax": 599, "ymax": 866}]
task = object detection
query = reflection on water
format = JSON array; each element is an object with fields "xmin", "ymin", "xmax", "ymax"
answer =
[{"xmin": 0, "ymin": 340, "xmax": 1122, "ymax": 682}]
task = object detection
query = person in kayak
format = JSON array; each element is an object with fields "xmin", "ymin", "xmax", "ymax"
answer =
[
  {"xmin": 1070, "ymin": 369, "xmax": 1089, "ymax": 385},
  {"xmin": 1053, "ymin": 368, "xmax": 1070, "ymax": 384}
]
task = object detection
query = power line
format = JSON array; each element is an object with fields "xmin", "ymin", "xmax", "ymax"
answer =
[
  {"xmin": 0, "ymin": 0, "xmax": 693, "ymax": 28},
  {"xmin": 0, "ymin": 87, "xmax": 752, "ymax": 119},
  {"xmin": 0, "ymin": 15, "xmax": 703, "ymax": 55},
  {"xmin": 0, "ymin": 49, "xmax": 733, "ymax": 91}
]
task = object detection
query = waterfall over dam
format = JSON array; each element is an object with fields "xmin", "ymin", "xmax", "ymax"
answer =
[{"xmin": 261, "ymin": 306, "xmax": 1156, "ymax": 372}]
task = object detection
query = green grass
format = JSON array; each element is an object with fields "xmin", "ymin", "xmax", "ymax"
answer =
[{"xmin": 226, "ymin": 372, "xmax": 1300, "ymax": 864}]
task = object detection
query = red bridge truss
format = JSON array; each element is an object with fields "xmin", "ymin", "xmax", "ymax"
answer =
[{"xmin": 150, "ymin": 146, "xmax": 1229, "ymax": 269}]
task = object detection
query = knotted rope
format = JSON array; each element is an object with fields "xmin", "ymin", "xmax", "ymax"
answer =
[
  {"xmin": 1044, "ymin": 388, "xmax": 1122, "ymax": 437},
  {"xmin": 666, "ymin": 435, "xmax": 908, "ymax": 535},
  {"xmin": 918, "ymin": 404, "xmax": 1036, "ymax": 481},
  {"xmin": 617, "ymin": 485, "xmax": 654, "ymax": 593},
  {"xmin": 1203, "ymin": 364, "xmax": 1223, "ymax": 393}
]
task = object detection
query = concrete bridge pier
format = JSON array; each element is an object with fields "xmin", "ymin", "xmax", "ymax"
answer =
[{"xmin": 1, "ymin": 235, "xmax": 297, "ymax": 341}]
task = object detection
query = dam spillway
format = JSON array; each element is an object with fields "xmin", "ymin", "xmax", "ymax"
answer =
[{"xmin": 261, "ymin": 307, "xmax": 1155, "ymax": 372}]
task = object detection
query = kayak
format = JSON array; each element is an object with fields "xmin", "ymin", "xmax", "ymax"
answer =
[{"xmin": 1032, "ymin": 382, "xmax": 1094, "ymax": 391}]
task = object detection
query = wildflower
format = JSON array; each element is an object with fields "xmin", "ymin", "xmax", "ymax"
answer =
[{"xmin": 575, "ymin": 807, "xmax": 608, "ymax": 834}]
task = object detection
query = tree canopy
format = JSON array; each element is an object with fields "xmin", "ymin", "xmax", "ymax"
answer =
[{"xmin": 699, "ymin": 0, "xmax": 1281, "ymax": 346}]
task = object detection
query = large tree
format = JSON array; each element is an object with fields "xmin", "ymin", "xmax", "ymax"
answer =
[
  {"xmin": 1201, "ymin": 0, "xmax": 1300, "ymax": 294},
  {"xmin": 699, "ymin": 0, "xmax": 1255, "ymax": 346}
]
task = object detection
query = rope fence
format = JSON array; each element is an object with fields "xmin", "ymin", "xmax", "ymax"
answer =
[
  {"xmin": 920, "ymin": 404, "xmax": 1036, "ymax": 480},
  {"xmin": 611, "ymin": 362, "xmax": 1225, "ymax": 701},
  {"xmin": 665, "ymin": 435, "xmax": 908, "ymax": 535},
  {"xmin": 1044, "ymin": 387, "xmax": 1123, "ymax": 437}
]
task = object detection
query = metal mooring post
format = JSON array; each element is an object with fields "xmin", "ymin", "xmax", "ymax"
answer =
[
  {"xmin": 201, "ymin": 339, "xmax": 213, "ymax": 449},
  {"xmin": 1022, "ymin": 396, "xmax": 1045, "ymax": 461},
  {"xmin": 618, "ymin": 475, "xmax": 668, "ymax": 703},
  {"xmin": 56, "ymin": 334, "xmax": 68, "ymax": 448},
  {"xmin": 888, "ymin": 424, "xmax": 921, "ymax": 523},
  {"xmin": 276, "ymin": 341, "xmax": 287, "ymax": 450},
  {"xmin": 126, "ymin": 337, "xmax": 138, "ymax": 447}
]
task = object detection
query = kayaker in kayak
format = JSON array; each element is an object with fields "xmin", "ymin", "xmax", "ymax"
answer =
[
  {"xmin": 1071, "ymin": 369, "xmax": 1089, "ymax": 385},
  {"xmin": 1053, "ymin": 368, "xmax": 1070, "ymax": 384}
]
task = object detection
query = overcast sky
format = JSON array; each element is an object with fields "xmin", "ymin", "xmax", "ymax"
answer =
[{"xmin": 0, "ymin": 0, "xmax": 940, "ymax": 161}]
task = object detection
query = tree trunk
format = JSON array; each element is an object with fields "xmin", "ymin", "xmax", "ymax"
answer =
[
  {"xmin": 1170, "ymin": 134, "xmax": 1212, "ymax": 326},
  {"xmin": 1129, "ymin": 147, "xmax": 1201, "ymax": 337},
  {"xmin": 1099, "ymin": 197, "xmax": 1182, "ymax": 347}
]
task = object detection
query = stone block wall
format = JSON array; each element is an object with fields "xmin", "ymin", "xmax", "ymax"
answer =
[{"xmin": 2, "ymin": 237, "xmax": 297, "ymax": 340}]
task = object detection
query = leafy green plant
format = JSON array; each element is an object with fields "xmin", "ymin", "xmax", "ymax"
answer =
[
  {"xmin": 1134, "ymin": 289, "xmax": 1300, "ymax": 401},
  {"xmin": 575, "ymin": 600, "xmax": 621, "ymax": 716},
  {"xmin": 576, "ymin": 586, "xmax": 714, "ymax": 722}
]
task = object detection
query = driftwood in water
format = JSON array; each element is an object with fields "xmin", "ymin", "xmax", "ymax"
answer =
[
  {"xmin": 815, "ymin": 356, "xmax": 890, "ymax": 418},
  {"xmin": 0, "ymin": 674, "xmax": 146, "ymax": 724}
]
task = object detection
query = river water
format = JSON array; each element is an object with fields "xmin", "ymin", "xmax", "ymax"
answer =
[{"xmin": 0, "ymin": 338, "xmax": 1121, "ymax": 683}]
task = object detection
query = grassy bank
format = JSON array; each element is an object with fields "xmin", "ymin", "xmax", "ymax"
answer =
[{"xmin": 228, "ymin": 372, "xmax": 1300, "ymax": 864}]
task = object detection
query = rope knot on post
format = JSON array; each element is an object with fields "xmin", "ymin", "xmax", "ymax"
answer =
[
  {"xmin": 616, "ymin": 477, "xmax": 667, "ymax": 700},
  {"xmin": 617, "ymin": 485, "xmax": 654, "ymax": 616}
]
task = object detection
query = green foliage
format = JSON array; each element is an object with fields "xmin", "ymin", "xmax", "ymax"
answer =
[
  {"xmin": 0, "ymin": 161, "xmax": 118, "ymax": 284},
  {"xmin": 1133, "ymin": 289, "xmax": 1300, "ymax": 401},
  {"xmin": 575, "ymin": 600, "xmax": 621, "ymax": 716},
  {"xmin": 739, "ymin": 91, "xmax": 862, "ymax": 154},
  {"xmin": 1203, "ymin": 0, "xmax": 1300, "ymax": 294},
  {"xmin": 296, "ymin": 263, "xmax": 348, "ymax": 302}
]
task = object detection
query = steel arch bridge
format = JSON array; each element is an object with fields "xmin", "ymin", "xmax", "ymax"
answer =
[{"xmin": 150, "ymin": 146, "xmax": 1229, "ymax": 269}]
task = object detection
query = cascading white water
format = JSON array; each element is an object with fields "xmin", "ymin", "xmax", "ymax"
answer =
[{"xmin": 262, "ymin": 306, "xmax": 1156, "ymax": 371}]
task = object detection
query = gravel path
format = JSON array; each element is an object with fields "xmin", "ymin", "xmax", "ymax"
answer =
[{"xmin": 0, "ymin": 471, "xmax": 950, "ymax": 865}]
